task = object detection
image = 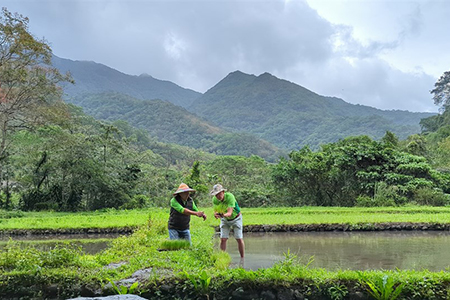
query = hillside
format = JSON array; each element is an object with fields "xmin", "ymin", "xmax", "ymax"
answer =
[
  {"xmin": 67, "ymin": 92, "xmax": 285, "ymax": 161},
  {"xmin": 52, "ymin": 55, "xmax": 201, "ymax": 108},
  {"xmin": 189, "ymin": 71, "xmax": 435, "ymax": 149}
]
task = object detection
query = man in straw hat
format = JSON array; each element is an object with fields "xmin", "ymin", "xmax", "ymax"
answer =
[
  {"xmin": 210, "ymin": 184, "xmax": 245, "ymax": 265},
  {"xmin": 168, "ymin": 183, "xmax": 206, "ymax": 243}
]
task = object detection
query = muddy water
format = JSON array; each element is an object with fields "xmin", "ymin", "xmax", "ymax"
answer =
[
  {"xmin": 0, "ymin": 233, "xmax": 123, "ymax": 254},
  {"xmin": 225, "ymin": 231, "xmax": 450, "ymax": 271}
]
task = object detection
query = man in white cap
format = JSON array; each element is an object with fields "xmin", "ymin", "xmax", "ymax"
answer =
[
  {"xmin": 168, "ymin": 183, "xmax": 206, "ymax": 244},
  {"xmin": 210, "ymin": 184, "xmax": 244, "ymax": 264}
]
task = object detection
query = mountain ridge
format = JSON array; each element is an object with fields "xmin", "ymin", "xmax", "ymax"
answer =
[
  {"xmin": 188, "ymin": 71, "xmax": 434, "ymax": 149},
  {"xmin": 52, "ymin": 55, "xmax": 202, "ymax": 108},
  {"xmin": 52, "ymin": 55, "xmax": 434, "ymax": 152}
]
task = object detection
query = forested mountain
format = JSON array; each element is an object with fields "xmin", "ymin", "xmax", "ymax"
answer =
[
  {"xmin": 53, "ymin": 55, "xmax": 434, "ymax": 151},
  {"xmin": 189, "ymin": 71, "xmax": 435, "ymax": 149},
  {"xmin": 67, "ymin": 92, "xmax": 285, "ymax": 161},
  {"xmin": 52, "ymin": 55, "xmax": 201, "ymax": 108}
]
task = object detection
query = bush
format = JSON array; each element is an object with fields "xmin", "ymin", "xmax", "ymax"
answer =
[
  {"xmin": 120, "ymin": 194, "xmax": 149, "ymax": 209},
  {"xmin": 373, "ymin": 182, "xmax": 406, "ymax": 206},
  {"xmin": 355, "ymin": 195, "xmax": 395, "ymax": 207},
  {"xmin": 412, "ymin": 188, "xmax": 450, "ymax": 206},
  {"xmin": 234, "ymin": 188, "xmax": 271, "ymax": 208}
]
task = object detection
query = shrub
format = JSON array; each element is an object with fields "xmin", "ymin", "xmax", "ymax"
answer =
[
  {"xmin": 412, "ymin": 188, "xmax": 450, "ymax": 206},
  {"xmin": 356, "ymin": 195, "xmax": 395, "ymax": 207},
  {"xmin": 373, "ymin": 182, "xmax": 405, "ymax": 206},
  {"xmin": 120, "ymin": 194, "xmax": 149, "ymax": 209}
]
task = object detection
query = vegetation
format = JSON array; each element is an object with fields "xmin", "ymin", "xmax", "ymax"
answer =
[
  {"xmin": 2, "ymin": 208, "xmax": 450, "ymax": 299},
  {"xmin": 273, "ymin": 134, "xmax": 450, "ymax": 207},
  {"xmin": 2, "ymin": 8, "xmax": 445, "ymax": 213},
  {"xmin": 65, "ymin": 92, "xmax": 285, "ymax": 161}
]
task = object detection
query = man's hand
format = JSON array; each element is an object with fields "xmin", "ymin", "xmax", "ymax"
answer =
[
  {"xmin": 223, "ymin": 212, "xmax": 231, "ymax": 218},
  {"xmin": 214, "ymin": 212, "xmax": 223, "ymax": 219},
  {"xmin": 197, "ymin": 211, "xmax": 207, "ymax": 220}
]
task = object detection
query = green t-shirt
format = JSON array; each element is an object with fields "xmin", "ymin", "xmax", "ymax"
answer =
[
  {"xmin": 212, "ymin": 192, "xmax": 240, "ymax": 220},
  {"xmin": 170, "ymin": 197, "xmax": 199, "ymax": 214}
]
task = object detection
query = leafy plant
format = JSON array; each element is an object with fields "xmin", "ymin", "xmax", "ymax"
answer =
[
  {"xmin": 107, "ymin": 278, "xmax": 139, "ymax": 295},
  {"xmin": 183, "ymin": 270, "xmax": 212, "ymax": 298},
  {"xmin": 327, "ymin": 284, "xmax": 348, "ymax": 300},
  {"xmin": 361, "ymin": 274, "xmax": 405, "ymax": 300}
]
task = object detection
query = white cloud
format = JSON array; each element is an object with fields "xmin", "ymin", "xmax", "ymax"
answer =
[{"xmin": 3, "ymin": 0, "xmax": 448, "ymax": 112}]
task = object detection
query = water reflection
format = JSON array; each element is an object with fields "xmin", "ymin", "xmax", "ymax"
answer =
[
  {"xmin": 0, "ymin": 233, "xmax": 123, "ymax": 254},
  {"xmin": 224, "ymin": 231, "xmax": 450, "ymax": 271}
]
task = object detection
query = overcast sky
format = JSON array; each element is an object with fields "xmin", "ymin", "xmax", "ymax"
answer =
[{"xmin": 3, "ymin": 0, "xmax": 449, "ymax": 112}]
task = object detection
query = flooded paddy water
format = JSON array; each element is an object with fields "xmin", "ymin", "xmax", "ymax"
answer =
[
  {"xmin": 4, "ymin": 230, "xmax": 450, "ymax": 272},
  {"xmin": 225, "ymin": 231, "xmax": 450, "ymax": 271}
]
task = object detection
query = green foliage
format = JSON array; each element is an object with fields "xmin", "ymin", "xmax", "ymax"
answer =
[
  {"xmin": 0, "ymin": 8, "xmax": 72, "ymax": 208},
  {"xmin": 373, "ymin": 182, "xmax": 406, "ymax": 206},
  {"xmin": 0, "ymin": 242, "xmax": 84, "ymax": 271},
  {"xmin": 327, "ymin": 284, "xmax": 348, "ymax": 300},
  {"xmin": 381, "ymin": 131, "xmax": 399, "ymax": 148},
  {"xmin": 430, "ymin": 70, "xmax": 450, "ymax": 109},
  {"xmin": 183, "ymin": 270, "xmax": 212, "ymax": 296},
  {"xmin": 201, "ymin": 155, "xmax": 275, "ymax": 207},
  {"xmin": 66, "ymin": 92, "xmax": 283, "ymax": 161},
  {"xmin": 360, "ymin": 274, "xmax": 405, "ymax": 300},
  {"xmin": 107, "ymin": 278, "xmax": 139, "ymax": 295},
  {"xmin": 273, "ymin": 136, "xmax": 448, "ymax": 207},
  {"xmin": 412, "ymin": 188, "xmax": 450, "ymax": 206},
  {"xmin": 211, "ymin": 251, "xmax": 232, "ymax": 270},
  {"xmin": 121, "ymin": 194, "xmax": 149, "ymax": 209}
]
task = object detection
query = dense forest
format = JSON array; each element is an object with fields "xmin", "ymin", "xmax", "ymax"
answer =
[
  {"xmin": 65, "ymin": 92, "xmax": 286, "ymax": 162},
  {"xmin": 1, "ymin": 8, "xmax": 450, "ymax": 212}
]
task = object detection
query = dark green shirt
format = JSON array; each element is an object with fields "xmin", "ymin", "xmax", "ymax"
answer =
[{"xmin": 168, "ymin": 196, "xmax": 198, "ymax": 230}]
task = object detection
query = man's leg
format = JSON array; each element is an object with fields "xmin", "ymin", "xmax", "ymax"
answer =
[
  {"xmin": 232, "ymin": 215, "xmax": 244, "ymax": 258},
  {"xmin": 220, "ymin": 238, "xmax": 228, "ymax": 251},
  {"xmin": 220, "ymin": 218, "xmax": 231, "ymax": 251},
  {"xmin": 236, "ymin": 238, "xmax": 245, "ymax": 258}
]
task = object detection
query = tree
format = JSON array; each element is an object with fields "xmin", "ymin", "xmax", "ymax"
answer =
[
  {"xmin": 0, "ymin": 8, "xmax": 71, "ymax": 176},
  {"xmin": 381, "ymin": 131, "xmax": 399, "ymax": 148},
  {"xmin": 272, "ymin": 136, "xmax": 447, "ymax": 207},
  {"xmin": 431, "ymin": 70, "xmax": 450, "ymax": 111}
]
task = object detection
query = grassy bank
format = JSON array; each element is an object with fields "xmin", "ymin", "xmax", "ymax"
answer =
[{"xmin": 1, "ymin": 207, "xmax": 450, "ymax": 299}]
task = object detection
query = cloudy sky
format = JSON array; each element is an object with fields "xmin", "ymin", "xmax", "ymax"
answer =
[{"xmin": 3, "ymin": 0, "xmax": 450, "ymax": 112}]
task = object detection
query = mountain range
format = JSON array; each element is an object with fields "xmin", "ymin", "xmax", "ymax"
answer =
[{"xmin": 53, "ymin": 55, "xmax": 434, "ymax": 159}]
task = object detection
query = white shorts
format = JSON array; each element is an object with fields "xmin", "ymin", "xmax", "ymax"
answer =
[{"xmin": 220, "ymin": 214, "xmax": 243, "ymax": 239}]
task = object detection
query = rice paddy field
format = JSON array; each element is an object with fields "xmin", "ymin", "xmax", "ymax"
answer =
[
  {"xmin": 2, "ymin": 206, "xmax": 450, "ymax": 230},
  {"xmin": 1, "ymin": 206, "xmax": 450, "ymax": 299}
]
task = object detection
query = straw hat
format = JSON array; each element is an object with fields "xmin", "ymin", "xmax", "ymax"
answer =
[
  {"xmin": 173, "ymin": 183, "xmax": 195, "ymax": 195},
  {"xmin": 209, "ymin": 184, "xmax": 226, "ymax": 196}
]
